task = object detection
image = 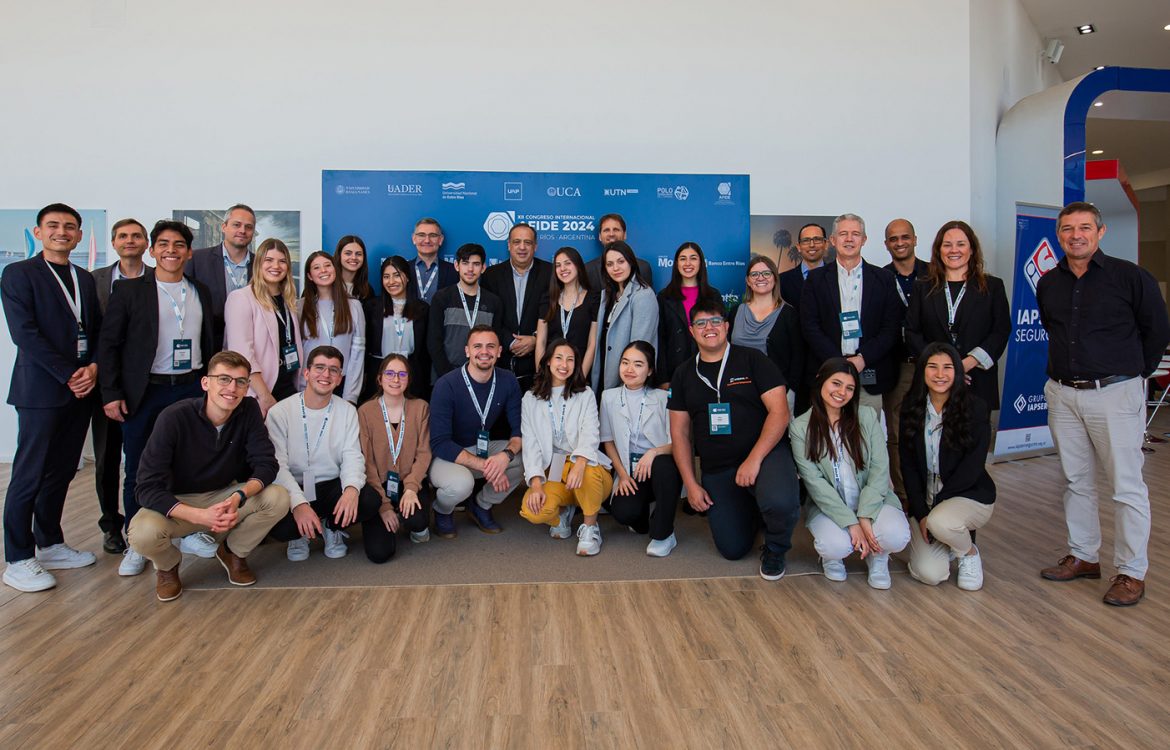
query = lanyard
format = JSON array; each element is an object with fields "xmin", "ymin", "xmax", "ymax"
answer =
[
  {"xmin": 560, "ymin": 289, "xmax": 583, "ymax": 335},
  {"xmin": 944, "ymin": 281, "xmax": 967, "ymax": 327},
  {"xmin": 276, "ymin": 302, "xmax": 293, "ymax": 342},
  {"xmin": 459, "ymin": 289, "xmax": 481, "ymax": 328},
  {"xmin": 158, "ymin": 280, "xmax": 188, "ymax": 338},
  {"xmin": 300, "ymin": 394, "xmax": 333, "ymax": 460},
  {"xmin": 379, "ymin": 396, "xmax": 407, "ymax": 466},
  {"xmin": 45, "ymin": 258, "xmax": 82, "ymax": 325},
  {"xmin": 318, "ymin": 299, "xmax": 335, "ymax": 342},
  {"xmin": 894, "ymin": 276, "xmax": 909, "ymax": 307},
  {"xmin": 461, "ymin": 365, "xmax": 497, "ymax": 429},
  {"xmin": 694, "ymin": 345, "xmax": 731, "ymax": 403},
  {"xmin": 416, "ymin": 262, "xmax": 438, "ymax": 299},
  {"xmin": 222, "ymin": 251, "xmax": 248, "ymax": 290},
  {"xmin": 620, "ymin": 385, "xmax": 648, "ymax": 445},
  {"xmin": 548, "ymin": 393, "xmax": 569, "ymax": 445},
  {"xmin": 925, "ymin": 400, "xmax": 944, "ymax": 478},
  {"xmin": 830, "ymin": 428, "xmax": 844, "ymax": 493}
]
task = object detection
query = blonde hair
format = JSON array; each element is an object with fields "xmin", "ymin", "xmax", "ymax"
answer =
[
  {"xmin": 742, "ymin": 254, "xmax": 783, "ymax": 308},
  {"xmin": 249, "ymin": 238, "xmax": 298, "ymax": 312}
]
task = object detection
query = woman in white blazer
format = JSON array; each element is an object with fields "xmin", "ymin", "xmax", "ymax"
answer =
[
  {"xmin": 520, "ymin": 339, "xmax": 613, "ymax": 556},
  {"xmin": 591, "ymin": 241, "xmax": 658, "ymax": 394},
  {"xmin": 599, "ymin": 340, "xmax": 681, "ymax": 557}
]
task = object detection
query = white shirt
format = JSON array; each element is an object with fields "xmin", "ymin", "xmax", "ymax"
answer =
[
  {"xmin": 266, "ymin": 393, "xmax": 366, "ymax": 508},
  {"xmin": 598, "ymin": 385, "xmax": 671, "ymax": 475},
  {"xmin": 297, "ymin": 297, "xmax": 366, "ymax": 402},
  {"xmin": 837, "ymin": 260, "xmax": 864, "ymax": 356},
  {"xmin": 925, "ymin": 397, "xmax": 945, "ymax": 503},
  {"xmin": 151, "ymin": 279, "xmax": 204, "ymax": 374},
  {"xmin": 830, "ymin": 426, "xmax": 861, "ymax": 512}
]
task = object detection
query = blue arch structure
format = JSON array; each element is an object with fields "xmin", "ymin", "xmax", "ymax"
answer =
[{"xmin": 1064, "ymin": 67, "xmax": 1170, "ymax": 205}]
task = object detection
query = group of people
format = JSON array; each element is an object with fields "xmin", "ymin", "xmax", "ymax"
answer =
[{"xmin": 2, "ymin": 201, "xmax": 1165, "ymax": 609}]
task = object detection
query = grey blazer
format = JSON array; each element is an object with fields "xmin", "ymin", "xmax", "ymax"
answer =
[
  {"xmin": 592, "ymin": 281, "xmax": 659, "ymax": 392},
  {"xmin": 92, "ymin": 261, "xmax": 153, "ymax": 313}
]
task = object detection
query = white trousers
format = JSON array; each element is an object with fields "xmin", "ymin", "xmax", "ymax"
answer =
[{"xmin": 806, "ymin": 503, "xmax": 911, "ymax": 561}]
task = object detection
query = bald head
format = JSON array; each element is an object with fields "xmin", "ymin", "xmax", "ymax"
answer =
[{"xmin": 884, "ymin": 218, "xmax": 917, "ymax": 263}]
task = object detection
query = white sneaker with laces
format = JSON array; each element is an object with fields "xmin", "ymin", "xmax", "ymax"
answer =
[
  {"xmin": 118, "ymin": 549, "xmax": 147, "ymax": 577},
  {"xmin": 179, "ymin": 532, "xmax": 218, "ymax": 558},
  {"xmin": 35, "ymin": 543, "xmax": 96, "ymax": 570},
  {"xmin": 645, "ymin": 533, "xmax": 677, "ymax": 558},
  {"xmin": 550, "ymin": 505, "xmax": 574, "ymax": 539},
  {"xmin": 957, "ymin": 546, "xmax": 984, "ymax": 591},
  {"xmin": 821, "ymin": 558, "xmax": 847, "ymax": 582},
  {"xmin": 410, "ymin": 529, "xmax": 431, "ymax": 544},
  {"xmin": 3, "ymin": 558, "xmax": 57, "ymax": 592},
  {"xmin": 322, "ymin": 527, "xmax": 349, "ymax": 559},
  {"xmin": 866, "ymin": 553, "xmax": 892, "ymax": 590},
  {"xmin": 576, "ymin": 523, "xmax": 602, "ymax": 556},
  {"xmin": 287, "ymin": 536, "xmax": 310, "ymax": 562}
]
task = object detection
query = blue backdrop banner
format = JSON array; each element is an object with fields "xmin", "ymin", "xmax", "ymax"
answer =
[
  {"xmin": 993, "ymin": 205, "xmax": 1062, "ymax": 457},
  {"xmin": 321, "ymin": 170, "xmax": 750, "ymax": 301}
]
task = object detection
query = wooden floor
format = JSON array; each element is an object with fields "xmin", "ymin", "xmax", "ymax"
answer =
[{"xmin": 2, "ymin": 418, "xmax": 1169, "ymax": 749}]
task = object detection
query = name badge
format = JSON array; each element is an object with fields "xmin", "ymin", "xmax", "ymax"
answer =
[
  {"xmin": 282, "ymin": 343, "xmax": 300, "ymax": 370},
  {"xmin": 172, "ymin": 338, "xmax": 192, "ymax": 370},
  {"xmin": 708, "ymin": 403, "xmax": 731, "ymax": 435},
  {"xmin": 860, "ymin": 368, "xmax": 877, "ymax": 386},
  {"xmin": 77, "ymin": 327, "xmax": 89, "ymax": 360},
  {"xmin": 302, "ymin": 469, "xmax": 317, "ymax": 503},
  {"xmin": 840, "ymin": 311, "xmax": 861, "ymax": 340},
  {"xmin": 629, "ymin": 452, "xmax": 645, "ymax": 470},
  {"xmin": 385, "ymin": 471, "xmax": 401, "ymax": 502},
  {"xmin": 476, "ymin": 430, "xmax": 490, "ymax": 458},
  {"xmin": 547, "ymin": 452, "xmax": 569, "ymax": 482}
]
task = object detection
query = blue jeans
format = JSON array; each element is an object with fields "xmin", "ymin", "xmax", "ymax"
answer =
[{"xmin": 699, "ymin": 441, "xmax": 800, "ymax": 560}]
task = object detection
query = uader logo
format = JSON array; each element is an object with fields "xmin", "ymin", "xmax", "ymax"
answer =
[
  {"xmin": 1013, "ymin": 394, "xmax": 1027, "ymax": 414},
  {"xmin": 484, "ymin": 211, "xmax": 516, "ymax": 241}
]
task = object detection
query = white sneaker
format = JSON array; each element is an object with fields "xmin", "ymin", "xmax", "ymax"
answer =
[
  {"xmin": 866, "ymin": 553, "xmax": 892, "ymax": 590},
  {"xmin": 410, "ymin": 529, "xmax": 431, "ymax": 544},
  {"xmin": 821, "ymin": 558, "xmax": 847, "ymax": 582},
  {"xmin": 957, "ymin": 547, "xmax": 984, "ymax": 591},
  {"xmin": 3, "ymin": 558, "xmax": 57, "ymax": 592},
  {"xmin": 287, "ymin": 536, "xmax": 310, "ymax": 562},
  {"xmin": 646, "ymin": 533, "xmax": 677, "ymax": 558},
  {"xmin": 550, "ymin": 505, "xmax": 574, "ymax": 539},
  {"xmin": 35, "ymin": 543, "xmax": 96, "ymax": 570},
  {"xmin": 118, "ymin": 549, "xmax": 146, "ymax": 577},
  {"xmin": 322, "ymin": 527, "xmax": 349, "ymax": 559},
  {"xmin": 576, "ymin": 523, "xmax": 602, "ymax": 556},
  {"xmin": 179, "ymin": 532, "xmax": 218, "ymax": 559}
]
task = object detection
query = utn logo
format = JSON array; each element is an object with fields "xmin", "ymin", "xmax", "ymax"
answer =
[{"xmin": 603, "ymin": 188, "xmax": 639, "ymax": 197}]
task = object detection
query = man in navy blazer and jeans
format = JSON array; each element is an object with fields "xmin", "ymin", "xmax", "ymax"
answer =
[
  {"xmin": 800, "ymin": 213, "xmax": 902, "ymax": 416},
  {"xmin": 1, "ymin": 203, "xmax": 103, "ymax": 593}
]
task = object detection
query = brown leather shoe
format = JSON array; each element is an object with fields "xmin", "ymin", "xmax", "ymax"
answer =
[
  {"xmin": 1103, "ymin": 574, "xmax": 1145, "ymax": 607},
  {"xmin": 1040, "ymin": 555, "xmax": 1101, "ymax": 581},
  {"xmin": 156, "ymin": 563, "xmax": 182, "ymax": 602},
  {"xmin": 215, "ymin": 542, "xmax": 256, "ymax": 586}
]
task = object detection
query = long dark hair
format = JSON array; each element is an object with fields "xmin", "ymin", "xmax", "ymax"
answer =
[
  {"xmin": 301, "ymin": 250, "xmax": 354, "ymax": 338},
  {"xmin": 334, "ymin": 234, "xmax": 373, "ymax": 300},
  {"xmin": 805, "ymin": 358, "xmax": 866, "ymax": 470},
  {"xmin": 544, "ymin": 246, "xmax": 592, "ymax": 325},
  {"xmin": 379, "ymin": 255, "xmax": 426, "ymax": 321},
  {"xmin": 531, "ymin": 338, "xmax": 587, "ymax": 401},
  {"xmin": 927, "ymin": 220, "xmax": 988, "ymax": 295},
  {"xmin": 663, "ymin": 242, "xmax": 717, "ymax": 303},
  {"xmin": 900, "ymin": 342, "xmax": 976, "ymax": 452},
  {"xmin": 601, "ymin": 240, "xmax": 647, "ymax": 301}
]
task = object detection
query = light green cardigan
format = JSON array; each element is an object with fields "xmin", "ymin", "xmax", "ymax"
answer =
[{"xmin": 789, "ymin": 405, "xmax": 901, "ymax": 529}]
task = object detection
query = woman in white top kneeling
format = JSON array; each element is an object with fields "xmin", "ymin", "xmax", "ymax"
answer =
[{"xmin": 520, "ymin": 339, "xmax": 614, "ymax": 556}]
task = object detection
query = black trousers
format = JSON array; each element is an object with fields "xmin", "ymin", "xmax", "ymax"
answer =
[
  {"xmin": 608, "ymin": 454, "xmax": 682, "ymax": 541},
  {"xmin": 269, "ymin": 479, "xmax": 428, "ymax": 564},
  {"xmin": 90, "ymin": 404, "xmax": 124, "ymax": 534},
  {"xmin": 699, "ymin": 441, "xmax": 800, "ymax": 561}
]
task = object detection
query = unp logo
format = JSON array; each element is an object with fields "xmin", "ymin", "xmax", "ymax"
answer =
[{"xmin": 483, "ymin": 211, "xmax": 516, "ymax": 241}]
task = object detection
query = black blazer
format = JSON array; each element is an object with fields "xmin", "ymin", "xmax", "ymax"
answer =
[
  {"xmin": 799, "ymin": 261, "xmax": 903, "ymax": 395},
  {"xmin": 778, "ymin": 266, "xmax": 806, "ymax": 308},
  {"xmin": 585, "ymin": 255, "xmax": 655, "ymax": 294},
  {"xmin": 97, "ymin": 275, "xmax": 215, "ymax": 415},
  {"xmin": 1, "ymin": 255, "xmax": 103, "ymax": 408},
  {"xmin": 728, "ymin": 301, "xmax": 805, "ymax": 399},
  {"xmin": 404, "ymin": 256, "xmax": 458, "ymax": 301},
  {"xmin": 480, "ymin": 258, "xmax": 552, "ymax": 383},
  {"xmin": 361, "ymin": 295, "xmax": 431, "ymax": 400},
  {"xmin": 186, "ymin": 244, "xmax": 252, "ymax": 352},
  {"xmin": 899, "ymin": 394, "xmax": 995, "ymax": 521},
  {"xmin": 906, "ymin": 275, "xmax": 1010, "ymax": 407},
  {"xmin": 655, "ymin": 286, "xmax": 722, "ymax": 386}
]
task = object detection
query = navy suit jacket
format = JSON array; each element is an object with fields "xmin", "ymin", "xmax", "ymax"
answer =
[
  {"xmin": 2, "ymin": 254, "xmax": 103, "ymax": 408},
  {"xmin": 405, "ymin": 256, "xmax": 459, "ymax": 302},
  {"xmin": 187, "ymin": 244, "xmax": 252, "ymax": 351},
  {"xmin": 778, "ymin": 266, "xmax": 806, "ymax": 308},
  {"xmin": 480, "ymin": 258, "xmax": 552, "ymax": 382},
  {"xmin": 799, "ymin": 261, "xmax": 902, "ymax": 395}
]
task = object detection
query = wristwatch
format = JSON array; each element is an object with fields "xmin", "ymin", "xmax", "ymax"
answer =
[{"xmin": 503, "ymin": 448, "xmax": 516, "ymax": 460}]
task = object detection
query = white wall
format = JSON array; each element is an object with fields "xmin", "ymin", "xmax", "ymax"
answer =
[{"xmin": 0, "ymin": 0, "xmax": 1055, "ymax": 459}]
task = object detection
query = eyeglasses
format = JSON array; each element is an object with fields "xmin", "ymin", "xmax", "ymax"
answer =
[
  {"xmin": 383, "ymin": 369, "xmax": 409, "ymax": 380},
  {"xmin": 210, "ymin": 374, "xmax": 250, "ymax": 389},
  {"xmin": 414, "ymin": 232, "xmax": 441, "ymax": 240},
  {"xmin": 309, "ymin": 363, "xmax": 343, "ymax": 376},
  {"xmin": 798, "ymin": 237, "xmax": 826, "ymax": 246},
  {"xmin": 691, "ymin": 316, "xmax": 725, "ymax": 329},
  {"xmin": 748, "ymin": 270, "xmax": 773, "ymax": 279}
]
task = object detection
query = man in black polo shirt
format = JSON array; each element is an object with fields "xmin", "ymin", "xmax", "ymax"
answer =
[
  {"xmin": 668, "ymin": 298, "xmax": 800, "ymax": 579},
  {"xmin": 1037, "ymin": 201, "xmax": 1170, "ymax": 607}
]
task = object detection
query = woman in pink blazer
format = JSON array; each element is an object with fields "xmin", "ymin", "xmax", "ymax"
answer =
[{"xmin": 224, "ymin": 238, "xmax": 304, "ymax": 416}]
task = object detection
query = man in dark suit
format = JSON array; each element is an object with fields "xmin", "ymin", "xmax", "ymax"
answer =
[
  {"xmin": 584, "ymin": 214, "xmax": 655, "ymax": 291},
  {"xmin": 1, "ymin": 204, "xmax": 102, "ymax": 593},
  {"xmin": 480, "ymin": 222, "xmax": 552, "ymax": 391},
  {"xmin": 800, "ymin": 213, "xmax": 902, "ymax": 416},
  {"xmin": 881, "ymin": 218, "xmax": 930, "ymax": 505},
  {"xmin": 406, "ymin": 217, "xmax": 458, "ymax": 304},
  {"xmin": 89, "ymin": 218, "xmax": 149, "ymax": 553},
  {"xmin": 779, "ymin": 222, "xmax": 828, "ymax": 415},
  {"xmin": 98, "ymin": 220, "xmax": 215, "ymax": 577},
  {"xmin": 186, "ymin": 203, "xmax": 255, "ymax": 352}
]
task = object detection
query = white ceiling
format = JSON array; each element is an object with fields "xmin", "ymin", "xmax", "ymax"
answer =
[{"xmin": 1018, "ymin": 0, "xmax": 1170, "ymax": 78}]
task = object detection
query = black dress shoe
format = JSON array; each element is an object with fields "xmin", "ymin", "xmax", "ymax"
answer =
[{"xmin": 103, "ymin": 530, "xmax": 127, "ymax": 554}]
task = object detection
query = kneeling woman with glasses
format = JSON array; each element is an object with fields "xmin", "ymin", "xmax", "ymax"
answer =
[
  {"xmin": 356, "ymin": 354, "xmax": 434, "ymax": 553},
  {"xmin": 790, "ymin": 359, "xmax": 911, "ymax": 588},
  {"xmin": 520, "ymin": 339, "xmax": 613, "ymax": 556}
]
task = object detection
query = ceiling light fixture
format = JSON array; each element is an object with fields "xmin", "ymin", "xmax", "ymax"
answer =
[
  {"xmin": 1091, "ymin": 150, "xmax": 1104, "ymax": 155},
  {"xmin": 1077, "ymin": 24, "xmax": 1095, "ymax": 35},
  {"xmin": 1095, "ymin": 66, "xmax": 1106, "ymax": 71},
  {"xmin": 1093, "ymin": 101, "xmax": 1104, "ymax": 107},
  {"xmin": 1164, "ymin": 24, "xmax": 1170, "ymax": 31}
]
